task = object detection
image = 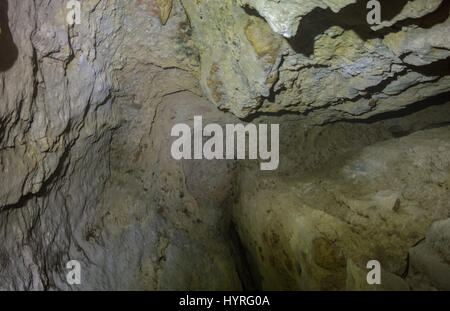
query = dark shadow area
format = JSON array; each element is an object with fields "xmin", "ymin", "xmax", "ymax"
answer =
[
  {"xmin": 345, "ymin": 56, "xmax": 450, "ymax": 104},
  {"xmin": 0, "ymin": 0, "xmax": 18, "ymax": 72},
  {"xmin": 242, "ymin": 89, "xmax": 450, "ymax": 124},
  {"xmin": 229, "ymin": 221, "xmax": 262, "ymax": 290},
  {"xmin": 398, "ymin": 0, "xmax": 450, "ymax": 29},
  {"xmin": 288, "ymin": 0, "xmax": 450, "ymax": 57},
  {"xmin": 405, "ymin": 56, "xmax": 450, "ymax": 77},
  {"xmin": 342, "ymin": 91, "xmax": 450, "ymax": 125},
  {"xmin": 242, "ymin": 5, "xmax": 261, "ymax": 18}
]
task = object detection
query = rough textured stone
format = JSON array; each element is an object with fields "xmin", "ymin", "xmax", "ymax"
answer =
[
  {"xmin": 407, "ymin": 218, "xmax": 450, "ymax": 290},
  {"xmin": 0, "ymin": 0, "xmax": 238, "ymax": 290},
  {"xmin": 238, "ymin": 0, "xmax": 357, "ymax": 38},
  {"xmin": 139, "ymin": 0, "xmax": 174, "ymax": 25},
  {"xmin": 232, "ymin": 107, "xmax": 450, "ymax": 290},
  {"xmin": 1, "ymin": 0, "xmax": 449, "ymax": 291},
  {"xmin": 372, "ymin": 0, "xmax": 443, "ymax": 31},
  {"xmin": 183, "ymin": 0, "xmax": 450, "ymax": 119},
  {"xmin": 0, "ymin": 0, "xmax": 119, "ymax": 289}
]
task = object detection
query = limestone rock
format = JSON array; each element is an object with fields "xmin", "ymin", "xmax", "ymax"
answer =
[
  {"xmin": 0, "ymin": 0, "xmax": 236, "ymax": 290},
  {"xmin": 238, "ymin": 0, "xmax": 357, "ymax": 38},
  {"xmin": 183, "ymin": 0, "xmax": 450, "ymax": 120},
  {"xmin": 1, "ymin": 0, "xmax": 449, "ymax": 291},
  {"xmin": 371, "ymin": 0, "xmax": 443, "ymax": 31},
  {"xmin": 233, "ymin": 125, "xmax": 450, "ymax": 290},
  {"xmin": 407, "ymin": 219, "xmax": 450, "ymax": 290},
  {"xmin": 139, "ymin": 0, "xmax": 173, "ymax": 25}
]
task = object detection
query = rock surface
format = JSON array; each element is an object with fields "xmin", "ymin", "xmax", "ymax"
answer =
[
  {"xmin": 183, "ymin": 0, "xmax": 450, "ymax": 119},
  {"xmin": 233, "ymin": 123, "xmax": 450, "ymax": 290},
  {"xmin": 1, "ymin": 0, "xmax": 118, "ymax": 289},
  {"xmin": 238, "ymin": 0, "xmax": 357, "ymax": 38},
  {"xmin": 0, "ymin": 0, "xmax": 449, "ymax": 290},
  {"xmin": 0, "ymin": 0, "xmax": 239, "ymax": 290},
  {"xmin": 407, "ymin": 218, "xmax": 450, "ymax": 290}
]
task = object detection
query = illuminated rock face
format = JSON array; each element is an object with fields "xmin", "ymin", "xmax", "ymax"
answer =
[
  {"xmin": 182, "ymin": 0, "xmax": 450, "ymax": 119},
  {"xmin": 238, "ymin": 0, "xmax": 358, "ymax": 38},
  {"xmin": 0, "ymin": 0, "xmax": 239, "ymax": 291},
  {"xmin": 0, "ymin": 0, "xmax": 449, "ymax": 290}
]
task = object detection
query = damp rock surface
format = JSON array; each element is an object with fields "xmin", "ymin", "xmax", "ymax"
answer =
[
  {"xmin": 233, "ymin": 119, "xmax": 450, "ymax": 290},
  {"xmin": 183, "ymin": 0, "xmax": 450, "ymax": 119},
  {"xmin": 0, "ymin": 0, "xmax": 449, "ymax": 290},
  {"xmin": 0, "ymin": 0, "xmax": 238, "ymax": 290}
]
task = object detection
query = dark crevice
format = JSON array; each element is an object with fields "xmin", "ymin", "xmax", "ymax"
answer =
[
  {"xmin": 241, "ymin": 108, "xmax": 304, "ymax": 123},
  {"xmin": 342, "ymin": 56, "xmax": 450, "ymax": 104},
  {"xmin": 401, "ymin": 237, "xmax": 426, "ymax": 279},
  {"xmin": 241, "ymin": 89, "xmax": 450, "ymax": 125},
  {"xmin": 229, "ymin": 221, "xmax": 261, "ymax": 291},
  {"xmin": 341, "ymin": 91, "xmax": 450, "ymax": 125},
  {"xmin": 0, "ymin": 0, "xmax": 18, "ymax": 72},
  {"xmin": 242, "ymin": 5, "xmax": 262, "ymax": 19},
  {"xmin": 403, "ymin": 56, "xmax": 450, "ymax": 77}
]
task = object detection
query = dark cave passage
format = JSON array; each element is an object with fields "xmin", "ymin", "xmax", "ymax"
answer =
[{"xmin": 0, "ymin": 0, "xmax": 18, "ymax": 72}]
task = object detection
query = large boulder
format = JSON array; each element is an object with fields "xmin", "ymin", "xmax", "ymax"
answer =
[{"xmin": 233, "ymin": 125, "xmax": 450, "ymax": 290}]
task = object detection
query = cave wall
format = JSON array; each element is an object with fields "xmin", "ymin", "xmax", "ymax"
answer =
[
  {"xmin": 0, "ymin": 0, "xmax": 449, "ymax": 290},
  {"xmin": 0, "ymin": 0, "xmax": 119, "ymax": 290},
  {"xmin": 182, "ymin": 0, "xmax": 450, "ymax": 120}
]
